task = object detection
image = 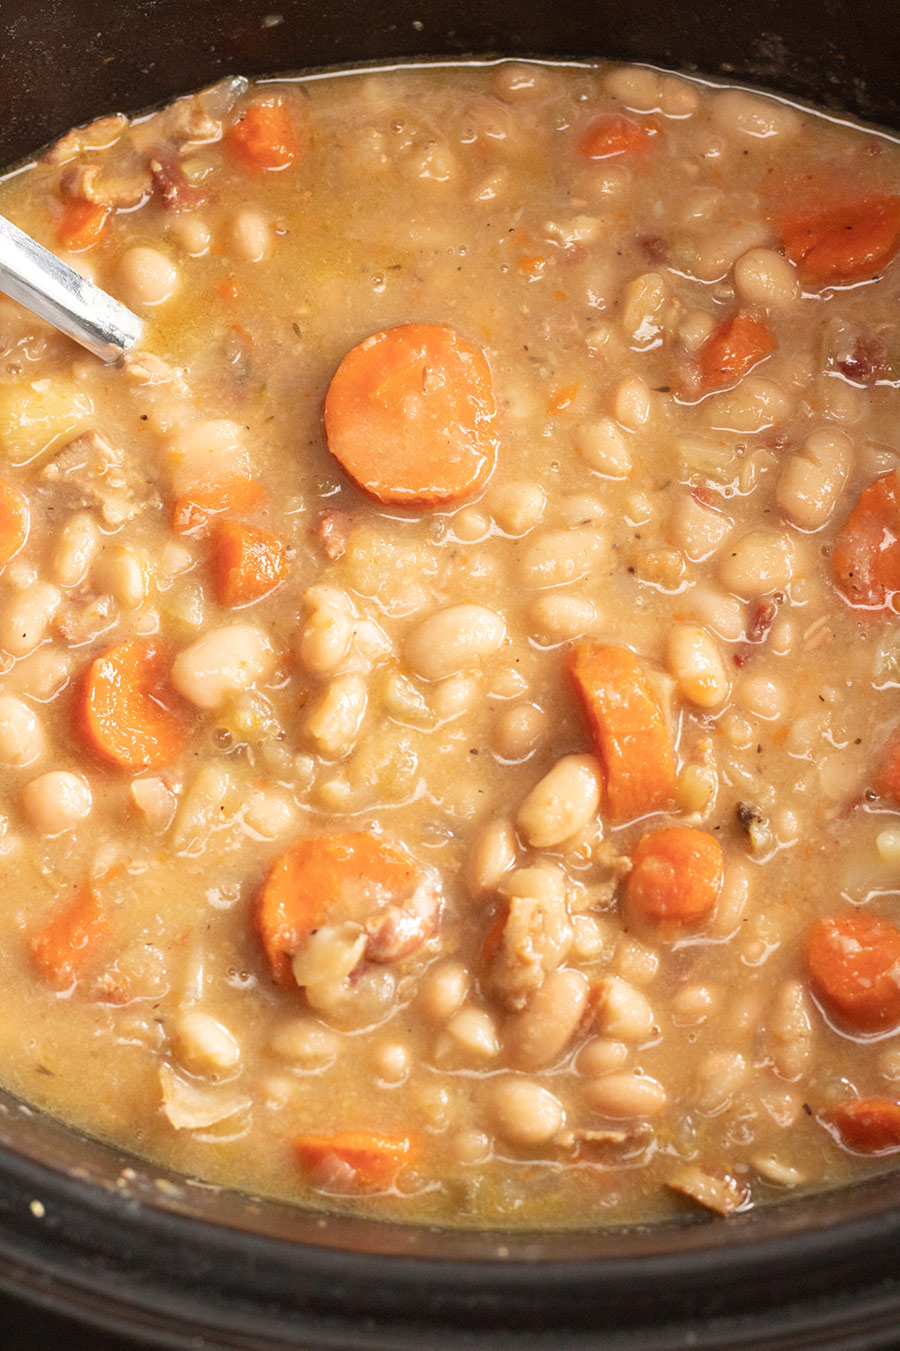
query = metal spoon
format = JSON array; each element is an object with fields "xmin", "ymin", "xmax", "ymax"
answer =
[{"xmin": 0, "ymin": 212, "xmax": 142, "ymax": 362}]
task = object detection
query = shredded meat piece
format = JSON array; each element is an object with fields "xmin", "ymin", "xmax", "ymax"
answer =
[
  {"xmin": 130, "ymin": 96, "xmax": 221, "ymax": 154},
  {"xmin": 667, "ymin": 1164, "xmax": 750, "ymax": 1215},
  {"xmin": 736, "ymin": 800, "xmax": 774, "ymax": 858},
  {"xmin": 363, "ymin": 875, "xmax": 442, "ymax": 962},
  {"xmin": 490, "ymin": 868, "xmax": 574, "ymax": 1011},
  {"xmin": 60, "ymin": 161, "xmax": 151, "ymax": 210},
  {"xmin": 838, "ymin": 335, "xmax": 890, "ymax": 386},
  {"xmin": 314, "ymin": 509, "xmax": 354, "ymax": 560},
  {"xmin": 43, "ymin": 114, "xmax": 128, "ymax": 165},
  {"xmin": 41, "ymin": 430, "xmax": 158, "ymax": 527},
  {"xmin": 150, "ymin": 157, "xmax": 208, "ymax": 211},
  {"xmin": 733, "ymin": 596, "xmax": 780, "ymax": 667}
]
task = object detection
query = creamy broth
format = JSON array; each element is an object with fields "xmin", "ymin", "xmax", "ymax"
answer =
[{"xmin": 0, "ymin": 61, "xmax": 898, "ymax": 1227}]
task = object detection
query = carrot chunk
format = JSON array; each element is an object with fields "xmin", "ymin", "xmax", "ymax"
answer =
[
  {"xmin": 626, "ymin": 827, "xmax": 724, "ymax": 925},
  {"xmin": 225, "ymin": 101, "xmax": 297, "ymax": 171},
  {"xmin": 696, "ymin": 312, "xmax": 777, "ymax": 391},
  {"xmin": 29, "ymin": 885, "xmax": 106, "ymax": 990},
  {"xmin": 831, "ymin": 471, "xmax": 900, "ymax": 611},
  {"xmin": 807, "ymin": 914, "xmax": 900, "ymax": 1033},
  {"xmin": 81, "ymin": 640, "xmax": 188, "ymax": 772},
  {"xmin": 293, "ymin": 1131, "xmax": 413, "ymax": 1189},
  {"xmin": 256, "ymin": 832, "xmax": 427, "ymax": 986},
  {"xmin": 778, "ymin": 195, "xmax": 900, "ymax": 285},
  {"xmin": 579, "ymin": 114, "xmax": 656, "ymax": 159},
  {"xmin": 565, "ymin": 642, "xmax": 675, "ymax": 822},
  {"xmin": 824, "ymin": 1099, "xmax": 900, "ymax": 1155},
  {"xmin": 0, "ymin": 483, "xmax": 30, "ymax": 571},
  {"xmin": 324, "ymin": 324, "xmax": 497, "ymax": 509},
  {"xmin": 211, "ymin": 521, "xmax": 288, "ymax": 608},
  {"xmin": 56, "ymin": 199, "xmax": 109, "ymax": 251},
  {"xmin": 874, "ymin": 729, "xmax": 900, "ymax": 804}
]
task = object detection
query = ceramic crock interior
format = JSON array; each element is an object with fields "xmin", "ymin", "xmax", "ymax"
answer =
[{"xmin": 1, "ymin": 0, "xmax": 899, "ymax": 1344}]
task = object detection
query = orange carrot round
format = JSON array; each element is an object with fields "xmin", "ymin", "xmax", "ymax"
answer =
[
  {"xmin": 256, "ymin": 832, "xmax": 426, "ymax": 986},
  {"xmin": 566, "ymin": 642, "xmax": 675, "ymax": 822},
  {"xmin": 211, "ymin": 520, "xmax": 288, "ymax": 608},
  {"xmin": 579, "ymin": 114, "xmax": 656, "ymax": 159},
  {"xmin": 29, "ymin": 884, "xmax": 106, "ymax": 990},
  {"xmin": 56, "ymin": 199, "xmax": 109, "ymax": 251},
  {"xmin": 824, "ymin": 1099, "xmax": 900, "ymax": 1155},
  {"xmin": 226, "ymin": 101, "xmax": 297, "ymax": 171},
  {"xmin": 778, "ymin": 195, "xmax": 900, "ymax": 285},
  {"xmin": 807, "ymin": 914, "xmax": 900, "ymax": 1033},
  {"xmin": 696, "ymin": 312, "xmax": 776, "ymax": 391},
  {"xmin": 293, "ymin": 1131, "xmax": 413, "ymax": 1189},
  {"xmin": 81, "ymin": 640, "xmax": 188, "ymax": 772},
  {"xmin": 831, "ymin": 471, "xmax": 900, "ymax": 611},
  {"xmin": 324, "ymin": 324, "xmax": 497, "ymax": 509},
  {"xmin": 0, "ymin": 483, "xmax": 30, "ymax": 571},
  {"xmin": 625, "ymin": 827, "xmax": 724, "ymax": 925}
]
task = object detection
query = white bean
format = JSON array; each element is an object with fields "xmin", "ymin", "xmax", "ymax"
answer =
[
  {"xmin": 506, "ymin": 969, "xmax": 589, "ymax": 1070},
  {"xmin": 719, "ymin": 529, "xmax": 796, "ymax": 598},
  {"xmin": 584, "ymin": 1072, "xmax": 667, "ymax": 1118},
  {"xmin": 0, "ymin": 695, "xmax": 44, "ymax": 766},
  {"xmin": 405, "ymin": 604, "xmax": 505, "ymax": 680},
  {"xmin": 23, "ymin": 770, "xmax": 91, "ymax": 834},
  {"xmin": 529, "ymin": 592, "xmax": 597, "ymax": 643},
  {"xmin": 776, "ymin": 428, "xmax": 852, "ymax": 531},
  {"xmin": 516, "ymin": 754, "xmax": 602, "ymax": 848},
  {"xmin": 577, "ymin": 1038, "xmax": 629, "ymax": 1076},
  {"xmin": 711, "ymin": 89, "xmax": 801, "ymax": 141},
  {"xmin": 670, "ymin": 493, "xmax": 732, "ymax": 562},
  {"xmin": 488, "ymin": 480, "xmax": 546, "ymax": 535},
  {"xmin": 52, "ymin": 513, "xmax": 100, "ymax": 588},
  {"xmin": 687, "ymin": 583, "xmax": 746, "ymax": 642},
  {"xmin": 492, "ymin": 702, "xmax": 546, "ymax": 760},
  {"xmin": 96, "ymin": 546, "xmax": 148, "ymax": 609},
  {"xmin": 468, "ymin": 818, "xmax": 517, "ymax": 893},
  {"xmin": 298, "ymin": 585, "xmax": 354, "ymax": 674},
  {"xmin": 486, "ymin": 1076, "xmax": 564, "ymax": 1147},
  {"xmin": 229, "ymin": 208, "xmax": 271, "ymax": 262},
  {"xmin": 418, "ymin": 961, "xmax": 468, "ymax": 1024},
  {"xmin": 173, "ymin": 1009, "xmax": 241, "ymax": 1075},
  {"xmin": 442, "ymin": 1005, "xmax": 500, "ymax": 1061},
  {"xmin": 171, "ymin": 623, "xmax": 275, "ymax": 709},
  {"xmin": 0, "ymin": 582, "xmax": 60, "ymax": 657},
  {"xmin": 705, "ymin": 378, "xmax": 792, "ymax": 433},
  {"xmin": 688, "ymin": 220, "xmax": 771, "ymax": 282},
  {"xmin": 306, "ymin": 672, "xmax": 367, "ymax": 757},
  {"xmin": 576, "ymin": 417, "xmax": 633, "ymax": 478},
  {"xmin": 119, "ymin": 245, "xmax": 180, "ymax": 307},
  {"xmin": 590, "ymin": 976, "xmax": 656, "ymax": 1042},
  {"xmin": 734, "ymin": 248, "xmax": 800, "ymax": 309},
  {"xmin": 613, "ymin": 375, "xmax": 651, "ymax": 429},
  {"xmin": 666, "ymin": 624, "xmax": 730, "ymax": 708},
  {"xmin": 518, "ymin": 527, "xmax": 605, "ymax": 589}
]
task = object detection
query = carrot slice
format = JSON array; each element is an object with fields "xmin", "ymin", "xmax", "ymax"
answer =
[
  {"xmin": 566, "ymin": 643, "xmax": 675, "ymax": 822},
  {"xmin": 696, "ymin": 312, "xmax": 776, "ymax": 391},
  {"xmin": 211, "ymin": 521, "xmax": 288, "ymax": 608},
  {"xmin": 172, "ymin": 478, "xmax": 265, "ymax": 537},
  {"xmin": 807, "ymin": 914, "xmax": 900, "ymax": 1033},
  {"xmin": 256, "ymin": 832, "xmax": 425, "ymax": 986},
  {"xmin": 81, "ymin": 640, "xmax": 188, "ymax": 772},
  {"xmin": 225, "ymin": 101, "xmax": 297, "ymax": 171},
  {"xmin": 324, "ymin": 324, "xmax": 497, "ymax": 509},
  {"xmin": 0, "ymin": 483, "xmax": 29, "ymax": 571},
  {"xmin": 293, "ymin": 1131, "xmax": 413, "ymax": 1189},
  {"xmin": 831, "ymin": 471, "xmax": 900, "ymax": 611},
  {"xmin": 579, "ymin": 114, "xmax": 656, "ymax": 159},
  {"xmin": 778, "ymin": 195, "xmax": 900, "ymax": 285},
  {"xmin": 56, "ymin": 199, "xmax": 109, "ymax": 251},
  {"xmin": 874, "ymin": 729, "xmax": 900, "ymax": 804},
  {"xmin": 625, "ymin": 827, "xmax": 724, "ymax": 925},
  {"xmin": 824, "ymin": 1099, "xmax": 900, "ymax": 1155},
  {"xmin": 29, "ymin": 884, "xmax": 106, "ymax": 990}
]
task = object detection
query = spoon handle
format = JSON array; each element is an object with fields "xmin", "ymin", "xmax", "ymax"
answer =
[{"xmin": 0, "ymin": 213, "xmax": 142, "ymax": 363}]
